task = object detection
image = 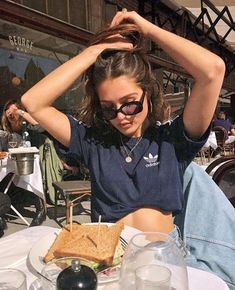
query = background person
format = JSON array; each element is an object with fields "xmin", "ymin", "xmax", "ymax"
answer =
[
  {"xmin": 2, "ymin": 99, "xmax": 39, "ymax": 133},
  {"xmin": 0, "ymin": 99, "xmax": 46, "ymax": 226},
  {"xmin": 21, "ymin": 9, "xmax": 229, "ymax": 286},
  {"xmin": 213, "ymin": 111, "xmax": 235, "ymax": 144}
]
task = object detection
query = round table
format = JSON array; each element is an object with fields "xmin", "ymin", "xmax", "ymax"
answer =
[{"xmin": 0, "ymin": 226, "xmax": 229, "ymax": 290}]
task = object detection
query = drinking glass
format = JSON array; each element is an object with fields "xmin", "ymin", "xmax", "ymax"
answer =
[
  {"xmin": 135, "ymin": 264, "xmax": 171, "ymax": 290},
  {"xmin": 40, "ymin": 257, "xmax": 94, "ymax": 290},
  {"xmin": 119, "ymin": 232, "xmax": 188, "ymax": 290},
  {"xmin": 0, "ymin": 268, "xmax": 27, "ymax": 290},
  {"xmin": 8, "ymin": 133, "xmax": 18, "ymax": 148},
  {"xmin": 0, "ymin": 130, "xmax": 8, "ymax": 151}
]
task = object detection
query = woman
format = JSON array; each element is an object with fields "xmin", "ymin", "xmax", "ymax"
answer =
[
  {"xmin": 2, "ymin": 99, "xmax": 38, "ymax": 135},
  {"xmin": 1, "ymin": 100, "xmax": 46, "ymax": 226},
  {"xmin": 22, "ymin": 8, "xmax": 226, "ymax": 274}
]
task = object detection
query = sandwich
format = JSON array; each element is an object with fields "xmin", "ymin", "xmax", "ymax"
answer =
[{"xmin": 44, "ymin": 222, "xmax": 124, "ymax": 266}]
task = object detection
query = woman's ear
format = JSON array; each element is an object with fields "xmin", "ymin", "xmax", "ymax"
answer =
[{"xmin": 148, "ymin": 98, "xmax": 153, "ymax": 113}]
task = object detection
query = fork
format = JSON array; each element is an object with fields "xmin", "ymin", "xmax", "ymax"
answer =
[
  {"xmin": 120, "ymin": 236, "xmax": 128, "ymax": 250},
  {"xmin": 96, "ymin": 236, "xmax": 128, "ymax": 275}
]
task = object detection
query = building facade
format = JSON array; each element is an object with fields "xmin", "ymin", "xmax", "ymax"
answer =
[{"xmin": 0, "ymin": 0, "xmax": 234, "ymax": 119}]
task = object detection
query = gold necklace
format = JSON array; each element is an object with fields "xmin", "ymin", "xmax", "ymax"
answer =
[{"xmin": 120, "ymin": 135, "xmax": 143, "ymax": 163}]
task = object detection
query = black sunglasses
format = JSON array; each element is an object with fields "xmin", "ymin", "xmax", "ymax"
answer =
[{"xmin": 100, "ymin": 90, "xmax": 145, "ymax": 121}]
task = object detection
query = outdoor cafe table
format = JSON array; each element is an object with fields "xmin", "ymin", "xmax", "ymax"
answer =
[
  {"xmin": 0, "ymin": 150, "xmax": 45, "ymax": 226},
  {"xmin": 0, "ymin": 150, "xmax": 45, "ymax": 201},
  {"xmin": 0, "ymin": 226, "xmax": 229, "ymax": 290}
]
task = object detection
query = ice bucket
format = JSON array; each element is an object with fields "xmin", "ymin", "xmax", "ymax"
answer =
[
  {"xmin": 11, "ymin": 152, "xmax": 35, "ymax": 175},
  {"xmin": 8, "ymin": 147, "xmax": 39, "ymax": 176}
]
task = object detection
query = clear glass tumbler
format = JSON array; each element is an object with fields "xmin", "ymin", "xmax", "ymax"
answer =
[
  {"xmin": 135, "ymin": 264, "xmax": 171, "ymax": 290},
  {"xmin": 40, "ymin": 257, "xmax": 94, "ymax": 290},
  {"xmin": 0, "ymin": 268, "xmax": 27, "ymax": 290},
  {"xmin": 119, "ymin": 232, "xmax": 188, "ymax": 290}
]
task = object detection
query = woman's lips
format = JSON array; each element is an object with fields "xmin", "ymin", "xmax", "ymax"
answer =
[{"xmin": 119, "ymin": 122, "xmax": 131, "ymax": 129}]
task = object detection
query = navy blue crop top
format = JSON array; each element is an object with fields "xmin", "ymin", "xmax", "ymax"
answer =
[{"xmin": 60, "ymin": 114, "xmax": 209, "ymax": 222}]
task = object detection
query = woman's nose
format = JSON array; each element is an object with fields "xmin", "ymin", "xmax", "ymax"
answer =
[{"xmin": 116, "ymin": 111, "xmax": 126, "ymax": 120}]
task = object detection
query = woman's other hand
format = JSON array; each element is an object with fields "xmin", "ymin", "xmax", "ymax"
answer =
[
  {"xmin": 5, "ymin": 104, "xmax": 19, "ymax": 119},
  {"xmin": 111, "ymin": 10, "xmax": 152, "ymax": 37}
]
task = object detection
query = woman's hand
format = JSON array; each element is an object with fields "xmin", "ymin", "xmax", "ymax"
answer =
[
  {"xmin": 85, "ymin": 36, "xmax": 134, "ymax": 59},
  {"xmin": 111, "ymin": 10, "xmax": 152, "ymax": 37},
  {"xmin": 6, "ymin": 104, "xmax": 19, "ymax": 119}
]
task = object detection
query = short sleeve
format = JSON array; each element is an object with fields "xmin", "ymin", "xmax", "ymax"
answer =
[
  {"xmin": 167, "ymin": 114, "xmax": 211, "ymax": 162},
  {"xmin": 56, "ymin": 115, "xmax": 90, "ymax": 166}
]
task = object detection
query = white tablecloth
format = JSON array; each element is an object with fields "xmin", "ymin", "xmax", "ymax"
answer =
[
  {"xmin": 0, "ymin": 226, "xmax": 229, "ymax": 290},
  {"xmin": 0, "ymin": 154, "xmax": 45, "ymax": 200}
]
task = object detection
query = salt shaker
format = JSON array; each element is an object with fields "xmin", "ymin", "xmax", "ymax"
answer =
[{"xmin": 56, "ymin": 259, "xmax": 97, "ymax": 290}]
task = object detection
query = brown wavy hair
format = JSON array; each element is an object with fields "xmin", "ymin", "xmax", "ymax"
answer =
[{"xmin": 77, "ymin": 24, "xmax": 169, "ymax": 134}]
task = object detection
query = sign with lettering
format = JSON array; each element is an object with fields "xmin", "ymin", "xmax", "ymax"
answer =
[{"xmin": 8, "ymin": 35, "xmax": 33, "ymax": 52}]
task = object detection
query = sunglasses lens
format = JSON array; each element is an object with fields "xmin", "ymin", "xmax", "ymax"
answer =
[
  {"xmin": 100, "ymin": 91, "xmax": 145, "ymax": 121},
  {"xmin": 102, "ymin": 108, "xmax": 117, "ymax": 120},
  {"xmin": 122, "ymin": 103, "xmax": 142, "ymax": 115}
]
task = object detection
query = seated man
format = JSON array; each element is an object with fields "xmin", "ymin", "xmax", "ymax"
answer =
[
  {"xmin": 0, "ymin": 192, "xmax": 11, "ymax": 238},
  {"xmin": 213, "ymin": 111, "xmax": 235, "ymax": 144}
]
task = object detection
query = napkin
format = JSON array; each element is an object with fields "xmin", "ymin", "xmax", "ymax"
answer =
[
  {"xmin": 0, "ymin": 237, "xmax": 31, "ymax": 268},
  {"xmin": 8, "ymin": 147, "xmax": 39, "ymax": 154}
]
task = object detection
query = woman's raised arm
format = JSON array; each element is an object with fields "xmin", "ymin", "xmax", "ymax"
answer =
[
  {"xmin": 22, "ymin": 41, "xmax": 133, "ymax": 147},
  {"xmin": 111, "ymin": 10, "xmax": 225, "ymax": 138}
]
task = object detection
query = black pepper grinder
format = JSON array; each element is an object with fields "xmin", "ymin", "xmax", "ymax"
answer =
[{"xmin": 56, "ymin": 259, "xmax": 97, "ymax": 290}]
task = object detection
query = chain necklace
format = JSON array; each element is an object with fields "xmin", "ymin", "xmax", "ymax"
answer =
[{"xmin": 120, "ymin": 135, "xmax": 143, "ymax": 163}]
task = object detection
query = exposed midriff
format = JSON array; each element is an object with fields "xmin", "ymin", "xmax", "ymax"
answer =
[{"xmin": 119, "ymin": 207, "xmax": 174, "ymax": 233}]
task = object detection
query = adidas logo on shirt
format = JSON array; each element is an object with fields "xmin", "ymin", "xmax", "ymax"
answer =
[{"xmin": 143, "ymin": 153, "xmax": 160, "ymax": 167}]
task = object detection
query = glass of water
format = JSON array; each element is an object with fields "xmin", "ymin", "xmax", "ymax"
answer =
[
  {"xmin": 119, "ymin": 232, "xmax": 188, "ymax": 290},
  {"xmin": 7, "ymin": 133, "xmax": 18, "ymax": 148},
  {"xmin": 40, "ymin": 257, "xmax": 94, "ymax": 290},
  {"xmin": 135, "ymin": 264, "xmax": 171, "ymax": 290},
  {"xmin": 0, "ymin": 268, "xmax": 27, "ymax": 290}
]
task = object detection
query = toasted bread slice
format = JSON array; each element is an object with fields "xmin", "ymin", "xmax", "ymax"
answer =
[
  {"xmin": 44, "ymin": 223, "xmax": 124, "ymax": 265},
  {"xmin": 44, "ymin": 224, "xmax": 85, "ymax": 263}
]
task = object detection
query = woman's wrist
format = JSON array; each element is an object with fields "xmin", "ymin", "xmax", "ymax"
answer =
[{"xmin": 19, "ymin": 109, "xmax": 25, "ymax": 117}]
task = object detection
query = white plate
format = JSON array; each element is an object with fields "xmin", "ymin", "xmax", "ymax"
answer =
[{"xmin": 28, "ymin": 223, "xmax": 140, "ymax": 283}]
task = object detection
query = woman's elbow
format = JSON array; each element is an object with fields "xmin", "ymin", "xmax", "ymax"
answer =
[
  {"xmin": 21, "ymin": 93, "xmax": 38, "ymax": 115},
  {"xmin": 207, "ymin": 57, "xmax": 226, "ymax": 82}
]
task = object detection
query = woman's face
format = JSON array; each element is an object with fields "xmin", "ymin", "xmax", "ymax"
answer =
[
  {"xmin": 97, "ymin": 76, "xmax": 149, "ymax": 137},
  {"xmin": 5, "ymin": 104, "xmax": 20, "ymax": 125}
]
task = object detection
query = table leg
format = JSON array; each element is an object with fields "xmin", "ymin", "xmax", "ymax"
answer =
[
  {"xmin": 4, "ymin": 173, "xmax": 30, "ymax": 226},
  {"xmin": 10, "ymin": 205, "xmax": 30, "ymax": 226},
  {"xmin": 66, "ymin": 198, "xmax": 71, "ymax": 225},
  {"xmin": 3, "ymin": 173, "xmax": 15, "ymax": 194},
  {"xmin": 54, "ymin": 189, "xmax": 58, "ymax": 219}
]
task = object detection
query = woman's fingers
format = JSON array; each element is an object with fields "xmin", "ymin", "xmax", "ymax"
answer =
[
  {"xmin": 103, "ymin": 41, "xmax": 133, "ymax": 51},
  {"xmin": 110, "ymin": 10, "xmax": 150, "ymax": 36},
  {"xmin": 110, "ymin": 10, "xmax": 135, "ymax": 27},
  {"xmin": 98, "ymin": 36, "xmax": 134, "ymax": 50}
]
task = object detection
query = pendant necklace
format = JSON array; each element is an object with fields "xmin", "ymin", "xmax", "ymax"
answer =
[{"xmin": 120, "ymin": 135, "xmax": 143, "ymax": 163}]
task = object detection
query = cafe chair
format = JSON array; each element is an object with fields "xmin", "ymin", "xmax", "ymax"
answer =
[
  {"xmin": 52, "ymin": 180, "xmax": 91, "ymax": 225},
  {"xmin": 206, "ymin": 155, "xmax": 235, "ymax": 207},
  {"xmin": 37, "ymin": 134, "xmax": 90, "ymax": 205},
  {"xmin": 34, "ymin": 133, "xmax": 91, "ymax": 226},
  {"xmin": 195, "ymin": 147, "xmax": 211, "ymax": 165},
  {"xmin": 213, "ymin": 126, "xmax": 234, "ymax": 156}
]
